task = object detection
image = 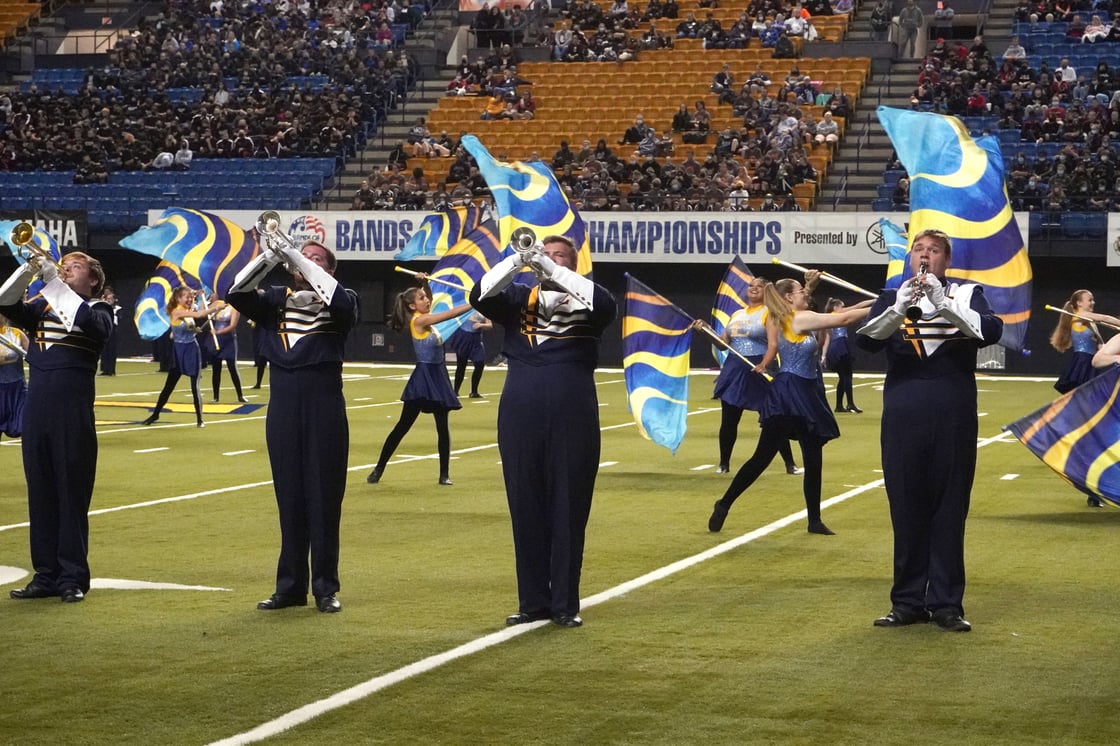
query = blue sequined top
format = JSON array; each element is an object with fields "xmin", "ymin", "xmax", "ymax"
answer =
[
  {"xmin": 171, "ymin": 314, "xmax": 197, "ymax": 345},
  {"xmin": 411, "ymin": 319, "xmax": 446, "ymax": 364},
  {"xmin": 1071, "ymin": 323, "xmax": 1097, "ymax": 354},
  {"xmin": 725, "ymin": 306, "xmax": 770, "ymax": 359},
  {"xmin": 776, "ymin": 321, "xmax": 821, "ymax": 380}
]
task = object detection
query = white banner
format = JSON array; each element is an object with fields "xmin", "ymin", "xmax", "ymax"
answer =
[
  {"xmin": 1107, "ymin": 214, "xmax": 1120, "ymax": 267},
  {"xmin": 164, "ymin": 210, "xmax": 1033, "ymax": 265}
]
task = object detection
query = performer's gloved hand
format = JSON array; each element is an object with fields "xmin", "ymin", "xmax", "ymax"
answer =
[
  {"xmin": 924, "ymin": 273, "xmax": 946, "ymax": 307},
  {"xmin": 528, "ymin": 251, "xmax": 558, "ymax": 280},
  {"xmin": 891, "ymin": 282, "xmax": 916, "ymax": 316},
  {"xmin": 35, "ymin": 257, "xmax": 58, "ymax": 284}
]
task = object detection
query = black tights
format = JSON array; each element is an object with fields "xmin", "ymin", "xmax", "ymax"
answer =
[
  {"xmin": 152, "ymin": 371, "xmax": 204, "ymax": 425},
  {"xmin": 719, "ymin": 401, "xmax": 795, "ymax": 469},
  {"xmin": 718, "ymin": 421, "xmax": 825, "ymax": 525},
  {"xmin": 832, "ymin": 357, "xmax": 855, "ymax": 410},
  {"xmin": 375, "ymin": 402, "xmax": 451, "ymax": 477},
  {"xmin": 453, "ymin": 359, "xmax": 484, "ymax": 396},
  {"xmin": 211, "ymin": 360, "xmax": 245, "ymax": 401},
  {"xmin": 253, "ymin": 361, "xmax": 267, "ymax": 388}
]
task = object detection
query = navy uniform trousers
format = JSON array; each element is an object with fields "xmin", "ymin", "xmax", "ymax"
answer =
[
  {"xmin": 881, "ymin": 369, "xmax": 976, "ymax": 616},
  {"xmin": 23, "ymin": 367, "xmax": 98, "ymax": 593},
  {"xmin": 266, "ymin": 362, "xmax": 348, "ymax": 601},
  {"xmin": 499, "ymin": 361, "xmax": 600, "ymax": 618}
]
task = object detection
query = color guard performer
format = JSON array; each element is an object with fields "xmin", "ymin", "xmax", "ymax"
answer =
[
  {"xmin": 470, "ymin": 234, "xmax": 617, "ymax": 629},
  {"xmin": 143, "ymin": 287, "xmax": 219, "ymax": 427},
  {"xmin": 856, "ymin": 229, "xmax": 1003, "ymax": 632},
  {"xmin": 228, "ymin": 235, "xmax": 357, "ymax": 614},
  {"xmin": 201, "ymin": 301, "xmax": 248, "ymax": 403},
  {"xmin": 1049, "ymin": 289, "xmax": 1120, "ymax": 395},
  {"xmin": 1, "ymin": 251, "xmax": 113, "ymax": 603},
  {"xmin": 448, "ymin": 310, "xmax": 493, "ymax": 398}
]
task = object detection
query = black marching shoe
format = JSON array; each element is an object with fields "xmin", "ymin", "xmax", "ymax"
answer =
[
  {"xmin": 807, "ymin": 521, "xmax": 835, "ymax": 536},
  {"xmin": 847, "ymin": 405, "xmax": 863, "ymax": 413},
  {"xmin": 141, "ymin": 414, "xmax": 159, "ymax": 426},
  {"xmin": 1087, "ymin": 495, "xmax": 1104, "ymax": 508},
  {"xmin": 786, "ymin": 463, "xmax": 804, "ymax": 475},
  {"xmin": 9, "ymin": 582, "xmax": 56, "ymax": 599},
  {"xmin": 438, "ymin": 474, "xmax": 453, "ymax": 486},
  {"xmin": 552, "ymin": 614, "xmax": 583, "ymax": 628},
  {"xmin": 468, "ymin": 392, "xmax": 483, "ymax": 398},
  {"xmin": 873, "ymin": 608, "xmax": 931, "ymax": 627},
  {"xmin": 715, "ymin": 463, "xmax": 729, "ymax": 474},
  {"xmin": 256, "ymin": 593, "xmax": 308, "ymax": 610},
  {"xmin": 835, "ymin": 406, "xmax": 847, "ymax": 413},
  {"xmin": 505, "ymin": 610, "xmax": 551, "ymax": 626},
  {"xmin": 60, "ymin": 588, "xmax": 85, "ymax": 603},
  {"xmin": 931, "ymin": 609, "xmax": 972, "ymax": 632},
  {"xmin": 366, "ymin": 466, "xmax": 384, "ymax": 484},
  {"xmin": 708, "ymin": 500, "xmax": 730, "ymax": 532},
  {"xmin": 315, "ymin": 595, "xmax": 342, "ymax": 613}
]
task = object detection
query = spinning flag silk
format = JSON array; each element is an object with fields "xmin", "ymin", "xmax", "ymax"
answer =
[
  {"xmin": 1004, "ymin": 366, "xmax": 1120, "ymax": 505},
  {"xmin": 709, "ymin": 256, "xmax": 756, "ymax": 366},
  {"xmin": 425, "ymin": 220, "xmax": 506, "ymax": 342},
  {"xmin": 460, "ymin": 135, "xmax": 593, "ymax": 277},
  {"xmin": 876, "ymin": 107, "xmax": 1032, "ymax": 351},
  {"xmin": 395, "ymin": 204, "xmax": 484, "ymax": 261},
  {"xmin": 133, "ymin": 261, "xmax": 204, "ymax": 341},
  {"xmin": 119, "ymin": 208, "xmax": 260, "ymax": 340},
  {"xmin": 0, "ymin": 221, "xmax": 62, "ymax": 300},
  {"xmin": 879, "ymin": 218, "xmax": 909, "ymax": 290},
  {"xmin": 623, "ymin": 274, "xmax": 694, "ymax": 453}
]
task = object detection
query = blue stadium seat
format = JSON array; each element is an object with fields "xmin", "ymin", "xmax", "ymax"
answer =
[
  {"xmin": 1085, "ymin": 213, "xmax": 1107, "ymax": 238},
  {"xmin": 1060, "ymin": 214, "xmax": 1087, "ymax": 238},
  {"xmin": 871, "ymin": 197, "xmax": 892, "ymax": 212}
]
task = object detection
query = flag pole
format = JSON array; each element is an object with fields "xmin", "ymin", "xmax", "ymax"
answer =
[
  {"xmin": 771, "ymin": 258, "xmax": 879, "ymax": 298},
  {"xmin": 0, "ymin": 331, "xmax": 25, "ymax": 359},
  {"xmin": 394, "ymin": 266, "xmax": 469, "ymax": 292},
  {"xmin": 1045, "ymin": 304, "xmax": 1120, "ymax": 331}
]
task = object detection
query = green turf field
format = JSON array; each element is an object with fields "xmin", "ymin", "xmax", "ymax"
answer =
[{"xmin": 1, "ymin": 361, "xmax": 1117, "ymax": 745}]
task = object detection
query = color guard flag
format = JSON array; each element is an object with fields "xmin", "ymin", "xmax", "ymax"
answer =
[
  {"xmin": 426, "ymin": 220, "xmax": 506, "ymax": 342},
  {"xmin": 709, "ymin": 256, "xmax": 757, "ymax": 366},
  {"xmin": 0, "ymin": 220, "xmax": 62, "ymax": 300},
  {"xmin": 876, "ymin": 107, "xmax": 1032, "ymax": 351},
  {"xmin": 395, "ymin": 204, "xmax": 484, "ymax": 261},
  {"xmin": 460, "ymin": 135, "xmax": 593, "ymax": 277},
  {"xmin": 133, "ymin": 261, "xmax": 204, "ymax": 340},
  {"xmin": 1004, "ymin": 366, "xmax": 1120, "ymax": 505},
  {"xmin": 623, "ymin": 274, "xmax": 694, "ymax": 453},
  {"xmin": 119, "ymin": 207, "xmax": 260, "ymax": 298},
  {"xmin": 880, "ymin": 218, "xmax": 909, "ymax": 290}
]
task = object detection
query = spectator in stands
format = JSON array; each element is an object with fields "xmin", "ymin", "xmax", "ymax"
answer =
[
  {"xmin": 814, "ymin": 111, "xmax": 840, "ymax": 146},
  {"xmin": 898, "ymin": 0, "xmax": 924, "ymax": 58},
  {"xmin": 676, "ymin": 11, "xmax": 700, "ymax": 37},
  {"xmin": 1057, "ymin": 58, "xmax": 1077, "ymax": 84},
  {"xmin": 619, "ymin": 115, "xmax": 651, "ymax": 145},
  {"xmin": 672, "ymin": 103, "xmax": 692, "ymax": 132},
  {"xmin": 869, "ymin": 1, "xmax": 891, "ymax": 41},
  {"xmin": 1003, "ymin": 35, "xmax": 1027, "ymax": 60},
  {"xmin": 1081, "ymin": 14, "xmax": 1109, "ymax": 43},
  {"xmin": 892, "ymin": 176, "xmax": 910, "ymax": 209},
  {"xmin": 933, "ymin": 1, "xmax": 954, "ymax": 39},
  {"xmin": 553, "ymin": 140, "xmax": 576, "ymax": 170},
  {"xmin": 387, "ymin": 139, "xmax": 410, "ymax": 170},
  {"xmin": 773, "ymin": 29, "xmax": 797, "ymax": 58},
  {"xmin": 352, "ymin": 179, "xmax": 377, "ymax": 210}
]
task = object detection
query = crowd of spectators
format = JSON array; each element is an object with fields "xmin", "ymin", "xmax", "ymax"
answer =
[
  {"xmin": 0, "ymin": 0, "xmax": 418, "ymax": 179},
  {"xmin": 894, "ymin": 19, "xmax": 1120, "ymax": 214}
]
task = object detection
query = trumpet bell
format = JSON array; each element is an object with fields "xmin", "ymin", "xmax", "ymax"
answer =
[
  {"xmin": 10, "ymin": 222, "xmax": 35, "ymax": 247},
  {"xmin": 256, "ymin": 210, "xmax": 283, "ymax": 236},
  {"xmin": 510, "ymin": 226, "xmax": 538, "ymax": 253}
]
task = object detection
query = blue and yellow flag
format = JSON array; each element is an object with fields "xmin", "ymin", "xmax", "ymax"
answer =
[
  {"xmin": 1004, "ymin": 366, "xmax": 1120, "ymax": 505},
  {"xmin": 426, "ymin": 220, "xmax": 507, "ymax": 342},
  {"xmin": 709, "ymin": 256, "xmax": 756, "ymax": 366},
  {"xmin": 623, "ymin": 274, "xmax": 694, "ymax": 453},
  {"xmin": 460, "ymin": 135, "xmax": 593, "ymax": 277},
  {"xmin": 396, "ymin": 205, "xmax": 484, "ymax": 261},
  {"xmin": 0, "ymin": 220, "xmax": 62, "ymax": 300},
  {"xmin": 119, "ymin": 208, "xmax": 260, "ymax": 298},
  {"xmin": 877, "ymin": 107, "xmax": 1032, "ymax": 351},
  {"xmin": 880, "ymin": 218, "xmax": 909, "ymax": 290},
  {"xmin": 134, "ymin": 261, "xmax": 204, "ymax": 340}
]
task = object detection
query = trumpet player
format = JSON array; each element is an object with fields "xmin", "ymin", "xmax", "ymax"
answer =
[
  {"xmin": 470, "ymin": 234, "xmax": 617, "ymax": 629},
  {"xmin": 0, "ymin": 249, "xmax": 113, "ymax": 604},
  {"xmin": 142, "ymin": 287, "xmax": 221, "ymax": 427},
  {"xmin": 228, "ymin": 231, "xmax": 357, "ymax": 614},
  {"xmin": 856, "ymin": 229, "xmax": 1003, "ymax": 633}
]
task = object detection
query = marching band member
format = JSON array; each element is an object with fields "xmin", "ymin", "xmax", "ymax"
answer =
[
  {"xmin": 1049, "ymin": 289, "xmax": 1120, "ymax": 395},
  {"xmin": 856, "ymin": 229, "xmax": 1003, "ymax": 632},
  {"xmin": 707, "ymin": 278, "xmax": 872, "ymax": 537},
  {"xmin": 249, "ymin": 319, "xmax": 268, "ymax": 389},
  {"xmin": 470, "ymin": 234, "xmax": 617, "ymax": 629},
  {"xmin": 97, "ymin": 285, "xmax": 120, "ymax": 376},
  {"xmin": 142, "ymin": 286, "xmax": 220, "ymax": 427},
  {"xmin": 448, "ymin": 310, "xmax": 493, "ymax": 398},
  {"xmin": 201, "ymin": 301, "xmax": 248, "ymax": 403},
  {"xmin": 367, "ymin": 284, "xmax": 473, "ymax": 486},
  {"xmin": 1, "ymin": 251, "xmax": 113, "ymax": 603},
  {"xmin": 228, "ymin": 236, "xmax": 357, "ymax": 614},
  {"xmin": 0, "ymin": 311, "xmax": 29, "ymax": 439},
  {"xmin": 693, "ymin": 274, "xmax": 802, "ymax": 476}
]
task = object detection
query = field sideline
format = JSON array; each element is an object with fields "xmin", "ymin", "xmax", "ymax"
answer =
[{"xmin": 1, "ymin": 362, "xmax": 1118, "ymax": 746}]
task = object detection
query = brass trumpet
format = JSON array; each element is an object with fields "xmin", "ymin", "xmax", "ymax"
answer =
[
  {"xmin": 510, "ymin": 226, "xmax": 540, "ymax": 257},
  {"xmin": 9, "ymin": 222, "xmax": 60, "ymax": 273},
  {"xmin": 905, "ymin": 262, "xmax": 928, "ymax": 321},
  {"xmin": 255, "ymin": 210, "xmax": 298, "ymax": 271}
]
